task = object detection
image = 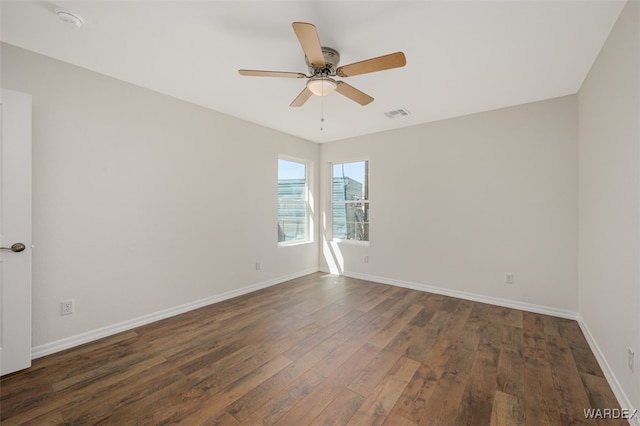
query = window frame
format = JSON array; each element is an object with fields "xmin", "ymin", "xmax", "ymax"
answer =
[
  {"xmin": 330, "ymin": 159, "xmax": 370, "ymax": 245},
  {"xmin": 277, "ymin": 155, "xmax": 311, "ymax": 246}
]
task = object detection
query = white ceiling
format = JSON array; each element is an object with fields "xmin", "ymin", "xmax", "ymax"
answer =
[{"xmin": 1, "ymin": 1, "xmax": 627, "ymax": 143}]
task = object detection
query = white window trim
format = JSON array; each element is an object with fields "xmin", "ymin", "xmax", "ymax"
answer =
[
  {"xmin": 278, "ymin": 155, "xmax": 312, "ymax": 247},
  {"xmin": 329, "ymin": 159, "xmax": 370, "ymax": 245}
]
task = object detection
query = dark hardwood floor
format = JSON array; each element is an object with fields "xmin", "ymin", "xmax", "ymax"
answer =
[{"xmin": 1, "ymin": 273, "xmax": 624, "ymax": 425}]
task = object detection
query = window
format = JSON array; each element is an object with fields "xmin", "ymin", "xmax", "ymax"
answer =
[
  {"xmin": 332, "ymin": 160, "xmax": 369, "ymax": 242},
  {"xmin": 278, "ymin": 158, "xmax": 309, "ymax": 244}
]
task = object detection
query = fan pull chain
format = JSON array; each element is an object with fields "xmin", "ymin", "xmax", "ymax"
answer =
[{"xmin": 320, "ymin": 86, "xmax": 325, "ymax": 131}]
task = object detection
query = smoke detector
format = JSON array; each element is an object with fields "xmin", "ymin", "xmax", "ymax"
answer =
[{"xmin": 55, "ymin": 9, "xmax": 84, "ymax": 28}]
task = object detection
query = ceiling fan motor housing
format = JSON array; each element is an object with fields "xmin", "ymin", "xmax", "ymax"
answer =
[{"xmin": 306, "ymin": 47, "xmax": 340, "ymax": 76}]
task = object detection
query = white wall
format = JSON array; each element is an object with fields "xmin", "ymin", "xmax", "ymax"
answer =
[
  {"xmin": 578, "ymin": 0, "xmax": 639, "ymax": 410},
  {"xmin": 320, "ymin": 96, "xmax": 578, "ymax": 313},
  {"xmin": 1, "ymin": 43, "xmax": 319, "ymax": 349}
]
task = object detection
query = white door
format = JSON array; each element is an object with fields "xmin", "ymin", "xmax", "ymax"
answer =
[{"xmin": 0, "ymin": 88, "xmax": 32, "ymax": 375}]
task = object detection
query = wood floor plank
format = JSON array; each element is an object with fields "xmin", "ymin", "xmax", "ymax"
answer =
[
  {"xmin": 579, "ymin": 372, "xmax": 629, "ymax": 426},
  {"xmin": 388, "ymin": 331, "xmax": 456, "ymax": 423},
  {"xmin": 1, "ymin": 354, "xmax": 169, "ymax": 424},
  {"xmin": 454, "ymin": 323, "xmax": 501, "ymax": 425},
  {"xmin": 51, "ymin": 349, "xmax": 164, "ymax": 392},
  {"xmin": 500, "ymin": 306, "xmax": 524, "ymax": 329},
  {"xmin": 311, "ymin": 387, "xmax": 366, "ymax": 425},
  {"xmin": 558, "ymin": 318, "xmax": 606, "ymax": 378},
  {"xmin": 322, "ymin": 342, "xmax": 383, "ymax": 388},
  {"xmin": 546, "ymin": 333, "xmax": 598, "ymax": 425},
  {"xmin": 496, "ymin": 325, "xmax": 524, "ymax": 399},
  {"xmin": 171, "ymin": 355, "xmax": 292, "ymax": 425},
  {"xmin": 277, "ymin": 346, "xmax": 384, "ymax": 424},
  {"xmin": 281, "ymin": 308, "xmax": 367, "ymax": 361},
  {"xmin": 246, "ymin": 371, "xmax": 328, "ymax": 425},
  {"xmin": 347, "ymin": 356, "xmax": 420, "ymax": 426},
  {"xmin": 270, "ymin": 384, "xmax": 336, "ymax": 425},
  {"xmin": 542, "ymin": 314, "xmax": 562, "ymax": 336},
  {"xmin": 94, "ymin": 373, "xmax": 201, "ymax": 425},
  {"xmin": 382, "ymin": 411, "xmax": 420, "ymax": 426},
  {"xmin": 61, "ymin": 363, "xmax": 186, "ymax": 424},
  {"xmin": 1, "ymin": 409, "xmax": 65, "ymax": 426},
  {"xmin": 490, "ymin": 390, "xmax": 525, "ymax": 426},
  {"xmin": 389, "ymin": 300, "xmax": 474, "ymax": 424},
  {"xmin": 522, "ymin": 327, "xmax": 564, "ymax": 425},
  {"xmin": 419, "ymin": 322, "xmax": 481, "ymax": 424},
  {"xmin": 1, "ymin": 273, "xmax": 623, "ymax": 425},
  {"xmin": 311, "ymin": 314, "xmax": 392, "ymax": 377},
  {"xmin": 369, "ymin": 303, "xmax": 424, "ymax": 349},
  {"xmin": 356, "ymin": 286, "xmax": 400, "ymax": 313},
  {"xmin": 411, "ymin": 292, "xmax": 445, "ymax": 321},
  {"xmin": 385, "ymin": 323, "xmax": 439, "ymax": 362},
  {"xmin": 347, "ymin": 348, "xmax": 405, "ymax": 397},
  {"xmin": 226, "ymin": 354, "xmax": 317, "ymax": 421}
]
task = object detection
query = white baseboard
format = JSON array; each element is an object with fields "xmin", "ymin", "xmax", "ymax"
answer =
[
  {"xmin": 340, "ymin": 270, "xmax": 578, "ymax": 319},
  {"xmin": 31, "ymin": 268, "xmax": 318, "ymax": 360},
  {"xmin": 577, "ymin": 314, "xmax": 640, "ymax": 426}
]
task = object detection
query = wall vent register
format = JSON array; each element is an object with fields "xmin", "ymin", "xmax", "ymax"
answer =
[{"xmin": 384, "ymin": 108, "xmax": 411, "ymax": 119}]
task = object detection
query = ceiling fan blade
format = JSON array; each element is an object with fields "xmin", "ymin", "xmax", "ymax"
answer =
[
  {"xmin": 290, "ymin": 87, "xmax": 313, "ymax": 107},
  {"xmin": 336, "ymin": 52, "xmax": 406, "ymax": 77},
  {"xmin": 335, "ymin": 81, "xmax": 374, "ymax": 105},
  {"xmin": 292, "ymin": 22, "xmax": 325, "ymax": 68},
  {"xmin": 239, "ymin": 69, "xmax": 307, "ymax": 78}
]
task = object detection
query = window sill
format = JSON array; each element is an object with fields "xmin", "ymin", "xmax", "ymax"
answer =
[
  {"xmin": 332, "ymin": 239, "xmax": 370, "ymax": 247},
  {"xmin": 278, "ymin": 240, "xmax": 313, "ymax": 248}
]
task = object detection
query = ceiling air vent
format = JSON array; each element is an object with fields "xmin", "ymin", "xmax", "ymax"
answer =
[{"xmin": 384, "ymin": 108, "xmax": 411, "ymax": 119}]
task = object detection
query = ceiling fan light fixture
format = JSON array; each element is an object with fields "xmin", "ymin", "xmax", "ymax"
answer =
[{"xmin": 307, "ymin": 77, "xmax": 337, "ymax": 96}]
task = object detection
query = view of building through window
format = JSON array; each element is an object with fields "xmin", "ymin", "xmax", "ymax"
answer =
[
  {"xmin": 332, "ymin": 160, "xmax": 369, "ymax": 241},
  {"xmin": 277, "ymin": 159, "xmax": 307, "ymax": 243}
]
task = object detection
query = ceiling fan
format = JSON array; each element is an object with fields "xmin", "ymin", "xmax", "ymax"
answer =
[{"xmin": 238, "ymin": 22, "xmax": 406, "ymax": 107}]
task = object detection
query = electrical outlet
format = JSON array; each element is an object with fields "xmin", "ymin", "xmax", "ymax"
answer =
[
  {"xmin": 61, "ymin": 300, "xmax": 74, "ymax": 316},
  {"xmin": 628, "ymin": 347, "xmax": 635, "ymax": 373},
  {"xmin": 364, "ymin": 256, "xmax": 369, "ymax": 264},
  {"xmin": 505, "ymin": 273, "xmax": 514, "ymax": 285},
  {"xmin": 255, "ymin": 261, "xmax": 261, "ymax": 271}
]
